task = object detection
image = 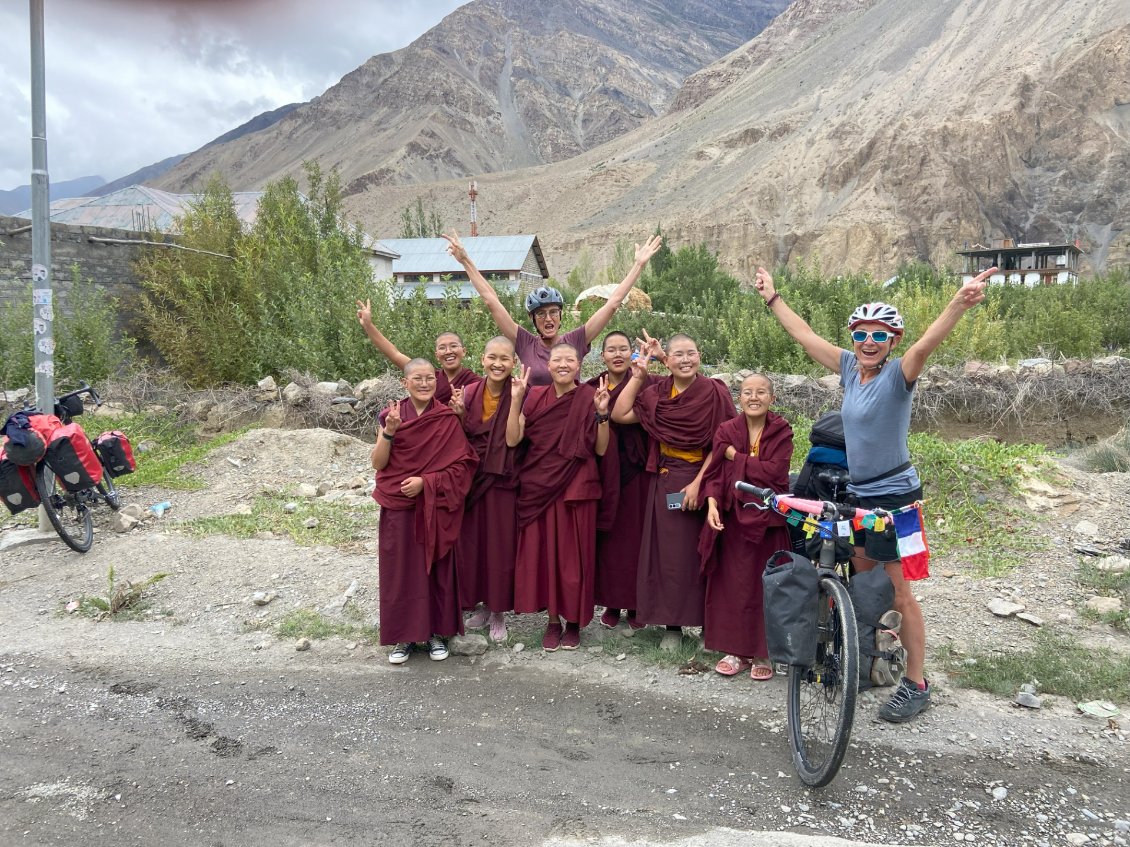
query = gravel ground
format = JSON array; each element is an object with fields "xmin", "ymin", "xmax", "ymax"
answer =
[{"xmin": 1, "ymin": 428, "xmax": 1127, "ymax": 847}]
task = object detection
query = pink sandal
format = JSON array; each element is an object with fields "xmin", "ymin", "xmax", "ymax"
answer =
[
  {"xmin": 715, "ymin": 655, "xmax": 753, "ymax": 676},
  {"xmin": 750, "ymin": 661, "xmax": 774, "ymax": 681}
]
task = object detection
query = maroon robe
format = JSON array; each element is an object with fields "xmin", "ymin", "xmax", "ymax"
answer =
[
  {"xmin": 633, "ymin": 375, "xmax": 737, "ymax": 626},
  {"xmin": 434, "ymin": 367, "xmax": 482, "ymax": 405},
  {"xmin": 456, "ymin": 378, "xmax": 519, "ymax": 612},
  {"xmin": 513, "ymin": 384, "xmax": 601, "ymax": 626},
  {"xmin": 698, "ymin": 412, "xmax": 793, "ymax": 658},
  {"xmin": 587, "ymin": 371, "xmax": 653, "ymax": 610},
  {"xmin": 374, "ymin": 399, "xmax": 479, "ymax": 644}
]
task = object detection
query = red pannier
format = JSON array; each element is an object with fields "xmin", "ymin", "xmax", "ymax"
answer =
[
  {"xmin": 0, "ymin": 441, "xmax": 40, "ymax": 514},
  {"xmin": 44, "ymin": 422, "xmax": 103, "ymax": 492},
  {"xmin": 94, "ymin": 430, "xmax": 136, "ymax": 477}
]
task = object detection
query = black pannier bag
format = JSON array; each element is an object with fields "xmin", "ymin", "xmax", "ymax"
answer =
[
  {"xmin": 847, "ymin": 566, "xmax": 906, "ymax": 689},
  {"xmin": 94, "ymin": 430, "xmax": 136, "ymax": 477},
  {"xmin": 0, "ymin": 443, "xmax": 40, "ymax": 514},
  {"xmin": 762, "ymin": 550, "xmax": 820, "ymax": 666}
]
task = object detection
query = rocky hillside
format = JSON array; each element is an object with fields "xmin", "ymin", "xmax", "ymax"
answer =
[
  {"xmin": 153, "ymin": 0, "xmax": 787, "ymax": 195},
  {"xmin": 340, "ymin": 0, "xmax": 1130, "ymax": 278}
]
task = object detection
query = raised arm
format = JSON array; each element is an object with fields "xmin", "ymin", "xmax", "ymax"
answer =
[
  {"xmin": 443, "ymin": 231, "xmax": 519, "ymax": 343},
  {"xmin": 753, "ymin": 267, "xmax": 843, "ymax": 373},
  {"xmin": 584, "ymin": 234, "xmax": 663, "ymax": 344},
  {"xmin": 900, "ymin": 267, "xmax": 993, "ymax": 384},
  {"xmin": 611, "ymin": 343, "xmax": 650, "ymax": 425},
  {"xmin": 357, "ymin": 299, "xmax": 411, "ymax": 370}
]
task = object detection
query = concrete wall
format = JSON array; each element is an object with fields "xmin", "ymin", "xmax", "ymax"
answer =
[{"xmin": 0, "ymin": 214, "xmax": 164, "ymax": 318}]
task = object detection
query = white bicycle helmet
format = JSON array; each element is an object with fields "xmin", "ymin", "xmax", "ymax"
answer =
[
  {"xmin": 525, "ymin": 286, "xmax": 565, "ymax": 315},
  {"xmin": 848, "ymin": 302, "xmax": 904, "ymax": 334}
]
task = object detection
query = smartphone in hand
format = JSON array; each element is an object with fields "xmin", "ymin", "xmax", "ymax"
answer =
[{"xmin": 666, "ymin": 491, "xmax": 685, "ymax": 510}]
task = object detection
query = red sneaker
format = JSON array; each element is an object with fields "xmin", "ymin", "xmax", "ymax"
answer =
[
  {"xmin": 543, "ymin": 622, "xmax": 562, "ymax": 652},
  {"xmin": 560, "ymin": 624, "xmax": 581, "ymax": 650},
  {"xmin": 599, "ymin": 608, "xmax": 620, "ymax": 629}
]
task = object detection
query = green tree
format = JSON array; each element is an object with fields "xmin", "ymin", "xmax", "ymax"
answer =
[{"xmin": 399, "ymin": 197, "xmax": 444, "ymax": 238}]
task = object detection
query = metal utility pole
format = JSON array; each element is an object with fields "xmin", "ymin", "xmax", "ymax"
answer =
[
  {"xmin": 468, "ymin": 180, "xmax": 478, "ymax": 237},
  {"xmin": 30, "ymin": 0, "xmax": 55, "ymax": 413}
]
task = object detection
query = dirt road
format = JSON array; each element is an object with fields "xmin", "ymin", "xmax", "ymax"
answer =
[{"xmin": 2, "ymin": 429, "xmax": 1128, "ymax": 846}]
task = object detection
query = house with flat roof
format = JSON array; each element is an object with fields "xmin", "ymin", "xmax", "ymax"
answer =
[
  {"xmin": 956, "ymin": 239, "xmax": 1083, "ymax": 286},
  {"xmin": 378, "ymin": 235, "xmax": 549, "ymax": 300},
  {"xmin": 17, "ymin": 185, "xmax": 401, "ymax": 278}
]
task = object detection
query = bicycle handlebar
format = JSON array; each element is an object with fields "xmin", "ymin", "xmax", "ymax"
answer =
[{"xmin": 734, "ymin": 480, "xmax": 884, "ymax": 522}]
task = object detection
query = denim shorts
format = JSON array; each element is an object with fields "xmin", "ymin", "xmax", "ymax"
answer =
[{"xmin": 856, "ymin": 486, "xmax": 923, "ymax": 563}]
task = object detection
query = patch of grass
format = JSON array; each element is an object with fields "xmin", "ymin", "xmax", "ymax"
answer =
[
  {"xmin": 938, "ymin": 629, "xmax": 1130, "ymax": 704},
  {"xmin": 181, "ymin": 491, "xmax": 374, "ymax": 548},
  {"xmin": 1068, "ymin": 427, "xmax": 1130, "ymax": 473},
  {"xmin": 275, "ymin": 609, "xmax": 378, "ymax": 643},
  {"xmin": 71, "ymin": 566, "xmax": 170, "ymax": 621},
  {"xmin": 1076, "ymin": 561, "xmax": 1130, "ymax": 632},
  {"xmin": 84, "ymin": 409, "xmax": 249, "ymax": 490},
  {"xmin": 597, "ymin": 626, "xmax": 724, "ymax": 671}
]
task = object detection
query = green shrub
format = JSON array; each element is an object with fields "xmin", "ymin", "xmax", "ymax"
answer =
[{"xmin": 0, "ymin": 266, "xmax": 136, "ymax": 390}]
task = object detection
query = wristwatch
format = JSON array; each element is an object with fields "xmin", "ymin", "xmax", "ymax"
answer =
[{"xmin": 594, "ymin": 412, "xmax": 610, "ymax": 424}]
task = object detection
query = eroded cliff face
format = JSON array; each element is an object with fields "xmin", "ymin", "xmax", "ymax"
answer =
[
  {"xmin": 341, "ymin": 0, "xmax": 1129, "ymax": 279},
  {"xmin": 152, "ymin": 0, "xmax": 787, "ymax": 194}
]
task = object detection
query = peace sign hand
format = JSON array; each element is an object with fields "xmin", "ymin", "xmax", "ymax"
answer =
[
  {"xmin": 511, "ymin": 365, "xmax": 532, "ymax": 402},
  {"xmin": 753, "ymin": 267, "xmax": 775, "ymax": 303},
  {"xmin": 441, "ymin": 230, "xmax": 469, "ymax": 264},
  {"xmin": 629, "ymin": 343, "xmax": 651, "ymax": 381},
  {"xmin": 593, "ymin": 375, "xmax": 611, "ymax": 415},
  {"xmin": 448, "ymin": 387, "xmax": 466, "ymax": 416},
  {"xmin": 356, "ymin": 298, "xmax": 374, "ymax": 328},
  {"xmin": 383, "ymin": 400, "xmax": 401, "ymax": 435}
]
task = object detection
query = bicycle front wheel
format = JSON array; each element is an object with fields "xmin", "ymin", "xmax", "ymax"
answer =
[
  {"xmin": 786, "ymin": 576, "xmax": 859, "ymax": 787},
  {"xmin": 35, "ymin": 463, "xmax": 94, "ymax": 553},
  {"xmin": 98, "ymin": 471, "xmax": 122, "ymax": 511}
]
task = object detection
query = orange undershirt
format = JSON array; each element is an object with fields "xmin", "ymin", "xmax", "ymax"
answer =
[
  {"xmin": 658, "ymin": 384, "xmax": 705, "ymax": 464},
  {"xmin": 482, "ymin": 386, "xmax": 501, "ymax": 421}
]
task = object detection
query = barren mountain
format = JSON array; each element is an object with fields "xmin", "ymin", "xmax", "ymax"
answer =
[
  {"xmin": 153, "ymin": 0, "xmax": 787, "ymax": 195},
  {"xmin": 341, "ymin": 0, "xmax": 1130, "ymax": 278}
]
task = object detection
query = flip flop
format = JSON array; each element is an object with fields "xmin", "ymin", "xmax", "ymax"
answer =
[
  {"xmin": 715, "ymin": 655, "xmax": 753, "ymax": 676},
  {"xmin": 750, "ymin": 662, "xmax": 774, "ymax": 681}
]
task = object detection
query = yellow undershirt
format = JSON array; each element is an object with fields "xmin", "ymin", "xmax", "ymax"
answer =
[{"xmin": 658, "ymin": 385, "xmax": 705, "ymax": 464}]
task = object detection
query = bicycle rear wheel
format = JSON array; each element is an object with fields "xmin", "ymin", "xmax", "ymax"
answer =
[
  {"xmin": 35, "ymin": 463, "xmax": 94, "ymax": 553},
  {"xmin": 786, "ymin": 576, "xmax": 859, "ymax": 787}
]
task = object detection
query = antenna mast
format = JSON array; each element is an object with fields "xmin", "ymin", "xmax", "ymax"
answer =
[{"xmin": 468, "ymin": 180, "xmax": 478, "ymax": 237}]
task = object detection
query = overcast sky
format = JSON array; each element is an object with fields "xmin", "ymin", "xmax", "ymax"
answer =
[{"xmin": 0, "ymin": 0, "xmax": 465, "ymax": 190}]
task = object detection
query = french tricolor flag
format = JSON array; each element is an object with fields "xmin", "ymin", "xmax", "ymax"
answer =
[{"xmin": 893, "ymin": 504, "xmax": 930, "ymax": 580}]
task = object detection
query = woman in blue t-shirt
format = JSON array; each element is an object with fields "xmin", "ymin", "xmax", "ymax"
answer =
[{"xmin": 753, "ymin": 264, "xmax": 995, "ymax": 723}]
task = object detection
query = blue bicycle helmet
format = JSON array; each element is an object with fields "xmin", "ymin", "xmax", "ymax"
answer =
[{"xmin": 525, "ymin": 286, "xmax": 565, "ymax": 316}]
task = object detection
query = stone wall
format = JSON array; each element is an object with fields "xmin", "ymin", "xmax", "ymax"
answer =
[{"xmin": 0, "ymin": 214, "xmax": 167, "ymax": 320}]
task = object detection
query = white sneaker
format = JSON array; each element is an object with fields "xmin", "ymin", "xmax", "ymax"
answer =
[
  {"xmin": 388, "ymin": 643, "xmax": 412, "ymax": 665},
  {"xmin": 427, "ymin": 635, "xmax": 449, "ymax": 661}
]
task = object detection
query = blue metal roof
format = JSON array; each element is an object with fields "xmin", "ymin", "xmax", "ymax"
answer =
[{"xmin": 380, "ymin": 235, "xmax": 548, "ymax": 278}]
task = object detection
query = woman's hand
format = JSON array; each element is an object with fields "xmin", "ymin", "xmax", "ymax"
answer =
[
  {"xmin": 629, "ymin": 342, "xmax": 651, "ymax": 381},
  {"xmin": 706, "ymin": 498, "xmax": 724, "ymax": 531},
  {"xmin": 753, "ymin": 267, "xmax": 776, "ymax": 303},
  {"xmin": 448, "ymin": 387, "xmax": 465, "ymax": 416},
  {"xmin": 634, "ymin": 233, "xmax": 663, "ymax": 265},
  {"xmin": 356, "ymin": 298, "xmax": 373, "ymax": 328},
  {"xmin": 681, "ymin": 478, "xmax": 703, "ymax": 511},
  {"xmin": 511, "ymin": 365, "xmax": 531, "ymax": 402},
  {"xmin": 400, "ymin": 476, "xmax": 423, "ymax": 498},
  {"xmin": 383, "ymin": 400, "xmax": 401, "ymax": 436},
  {"xmin": 593, "ymin": 376, "xmax": 610, "ymax": 415},
  {"xmin": 634, "ymin": 328, "xmax": 665, "ymax": 365},
  {"xmin": 441, "ymin": 231, "xmax": 469, "ymax": 264},
  {"xmin": 954, "ymin": 266, "xmax": 995, "ymax": 310}
]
